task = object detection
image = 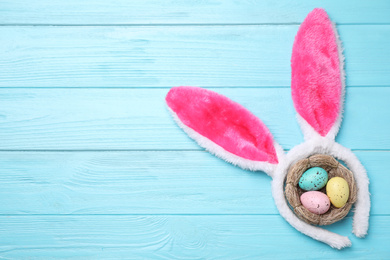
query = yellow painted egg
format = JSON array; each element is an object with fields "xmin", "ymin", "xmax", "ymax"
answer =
[{"xmin": 326, "ymin": 177, "xmax": 349, "ymax": 208}]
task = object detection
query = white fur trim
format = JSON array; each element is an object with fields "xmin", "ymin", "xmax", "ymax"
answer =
[
  {"xmin": 326, "ymin": 22, "xmax": 346, "ymax": 140},
  {"xmin": 296, "ymin": 114, "xmax": 322, "ymax": 141},
  {"xmin": 167, "ymin": 107, "xmax": 282, "ymax": 177},
  {"xmin": 332, "ymin": 142, "xmax": 370, "ymax": 238},
  {"xmin": 271, "ymin": 137, "xmax": 370, "ymax": 248}
]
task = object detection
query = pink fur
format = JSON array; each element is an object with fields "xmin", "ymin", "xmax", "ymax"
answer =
[
  {"xmin": 166, "ymin": 86, "xmax": 278, "ymax": 164},
  {"xmin": 291, "ymin": 8, "xmax": 342, "ymax": 137}
]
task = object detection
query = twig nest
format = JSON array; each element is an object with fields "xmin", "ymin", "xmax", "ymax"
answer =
[{"xmin": 284, "ymin": 154, "xmax": 357, "ymax": 226}]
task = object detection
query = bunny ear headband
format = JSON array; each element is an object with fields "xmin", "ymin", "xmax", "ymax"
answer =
[{"xmin": 165, "ymin": 8, "xmax": 370, "ymax": 249}]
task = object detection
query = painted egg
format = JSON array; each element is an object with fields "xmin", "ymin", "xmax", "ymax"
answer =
[
  {"xmin": 298, "ymin": 167, "xmax": 328, "ymax": 191},
  {"xmin": 326, "ymin": 177, "xmax": 349, "ymax": 208},
  {"xmin": 300, "ymin": 191, "xmax": 331, "ymax": 215}
]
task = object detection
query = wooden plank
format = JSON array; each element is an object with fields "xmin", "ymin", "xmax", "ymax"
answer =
[
  {"xmin": 0, "ymin": 215, "xmax": 388, "ymax": 258},
  {"xmin": 1, "ymin": 0, "xmax": 390, "ymax": 25},
  {"xmin": 0, "ymin": 25, "xmax": 389, "ymax": 88},
  {"xmin": 0, "ymin": 151, "xmax": 387, "ymax": 215},
  {"xmin": 0, "ymin": 87, "xmax": 389, "ymax": 150}
]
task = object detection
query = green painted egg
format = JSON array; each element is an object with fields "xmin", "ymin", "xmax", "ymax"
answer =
[{"xmin": 298, "ymin": 167, "xmax": 328, "ymax": 191}]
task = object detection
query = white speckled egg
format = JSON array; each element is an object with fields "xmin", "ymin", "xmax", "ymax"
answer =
[
  {"xmin": 300, "ymin": 191, "xmax": 331, "ymax": 215},
  {"xmin": 326, "ymin": 177, "xmax": 349, "ymax": 208}
]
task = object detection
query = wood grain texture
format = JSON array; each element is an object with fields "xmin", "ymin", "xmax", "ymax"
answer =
[
  {"xmin": 1, "ymin": 0, "xmax": 390, "ymax": 25},
  {"xmin": 0, "ymin": 87, "xmax": 388, "ymax": 150},
  {"xmin": 0, "ymin": 25, "xmax": 389, "ymax": 88},
  {"xmin": 0, "ymin": 151, "xmax": 387, "ymax": 215},
  {"xmin": 1, "ymin": 0, "xmax": 389, "ymax": 257},
  {"xmin": 0, "ymin": 215, "xmax": 389, "ymax": 259}
]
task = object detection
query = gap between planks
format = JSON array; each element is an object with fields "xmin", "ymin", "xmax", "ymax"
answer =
[
  {"xmin": 1, "ymin": 23, "xmax": 390, "ymax": 27},
  {"xmin": 0, "ymin": 149, "xmax": 389, "ymax": 152},
  {"xmin": 0, "ymin": 213, "xmax": 389, "ymax": 216},
  {"xmin": 1, "ymin": 85, "xmax": 389, "ymax": 89}
]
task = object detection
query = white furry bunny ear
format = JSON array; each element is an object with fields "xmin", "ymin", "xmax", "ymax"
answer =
[
  {"xmin": 291, "ymin": 8, "xmax": 345, "ymax": 140},
  {"xmin": 166, "ymin": 86, "xmax": 283, "ymax": 176}
]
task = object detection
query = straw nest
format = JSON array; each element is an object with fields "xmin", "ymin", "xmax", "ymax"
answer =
[{"xmin": 284, "ymin": 154, "xmax": 357, "ymax": 225}]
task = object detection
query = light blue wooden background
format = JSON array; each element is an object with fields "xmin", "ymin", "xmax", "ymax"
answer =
[{"xmin": 0, "ymin": 1, "xmax": 389, "ymax": 259}]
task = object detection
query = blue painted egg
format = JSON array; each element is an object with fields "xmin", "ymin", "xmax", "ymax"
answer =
[{"xmin": 298, "ymin": 167, "xmax": 328, "ymax": 191}]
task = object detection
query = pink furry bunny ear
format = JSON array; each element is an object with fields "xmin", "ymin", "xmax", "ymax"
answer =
[
  {"xmin": 166, "ymin": 86, "xmax": 280, "ymax": 175},
  {"xmin": 291, "ymin": 8, "xmax": 345, "ymax": 138}
]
